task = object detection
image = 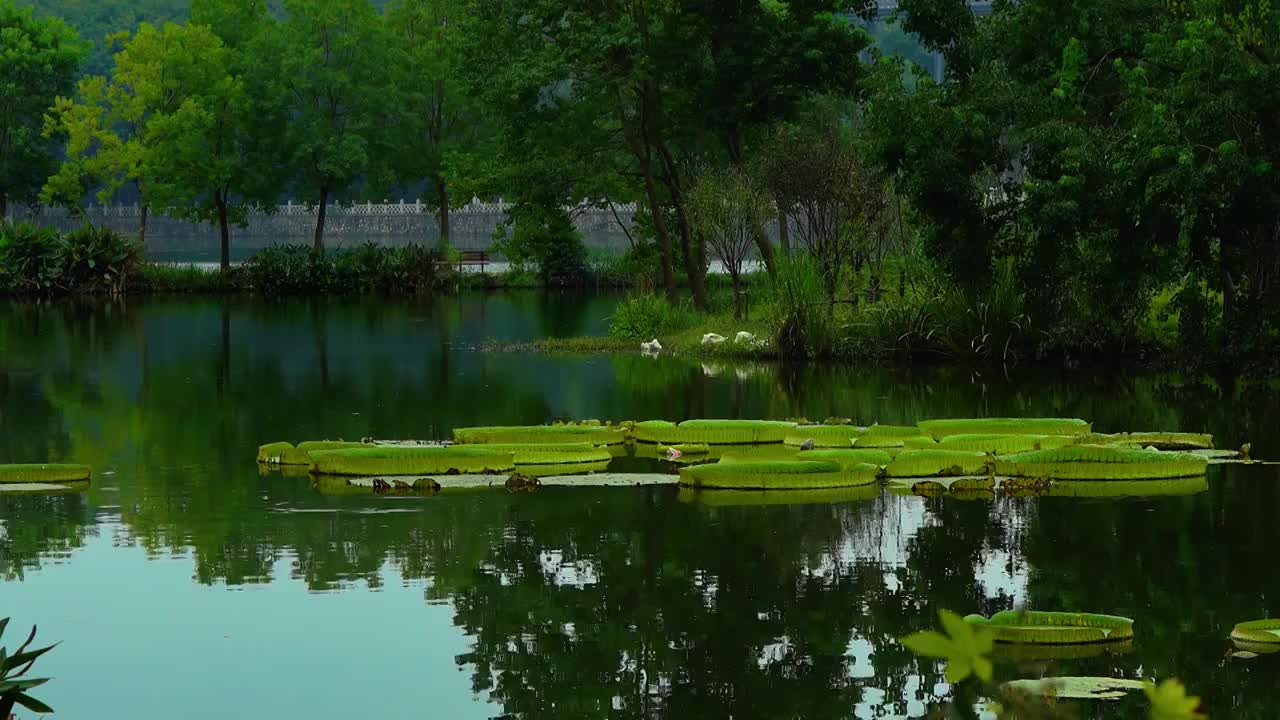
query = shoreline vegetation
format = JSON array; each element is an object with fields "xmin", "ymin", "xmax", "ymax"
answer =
[{"xmin": 3, "ymin": 0, "xmax": 1279, "ymax": 375}]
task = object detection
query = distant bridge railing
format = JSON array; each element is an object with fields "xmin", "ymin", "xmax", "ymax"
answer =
[{"xmin": 12, "ymin": 198, "xmax": 642, "ymax": 254}]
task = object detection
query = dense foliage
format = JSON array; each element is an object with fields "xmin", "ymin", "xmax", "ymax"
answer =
[
  {"xmin": 0, "ymin": 221, "xmax": 140, "ymax": 294},
  {"xmin": 0, "ymin": 1, "xmax": 84, "ymax": 215},
  {"xmin": 4, "ymin": 0, "xmax": 1279, "ymax": 366}
]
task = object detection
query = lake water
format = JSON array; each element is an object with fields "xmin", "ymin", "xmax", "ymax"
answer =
[{"xmin": 1, "ymin": 294, "xmax": 1278, "ymax": 719}]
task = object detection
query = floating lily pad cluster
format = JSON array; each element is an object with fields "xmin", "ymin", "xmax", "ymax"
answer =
[
  {"xmin": 251, "ymin": 416, "xmax": 1254, "ymax": 497},
  {"xmin": 0, "ymin": 464, "xmax": 91, "ymax": 496}
]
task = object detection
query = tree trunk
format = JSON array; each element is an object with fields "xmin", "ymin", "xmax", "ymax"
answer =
[
  {"xmin": 731, "ymin": 273, "xmax": 744, "ymax": 320},
  {"xmin": 639, "ymin": 147, "xmax": 676, "ymax": 295},
  {"xmin": 216, "ymin": 191, "xmax": 231, "ymax": 271},
  {"xmin": 314, "ymin": 186, "xmax": 329, "ymax": 252},
  {"xmin": 0, "ymin": 192, "xmax": 8, "ymax": 220},
  {"xmin": 436, "ymin": 178, "xmax": 450, "ymax": 250},
  {"xmin": 655, "ymin": 141, "xmax": 707, "ymax": 310},
  {"xmin": 777, "ymin": 208, "xmax": 791, "ymax": 258},
  {"xmin": 754, "ymin": 226, "xmax": 777, "ymax": 277},
  {"xmin": 139, "ymin": 205, "xmax": 149, "ymax": 247}
]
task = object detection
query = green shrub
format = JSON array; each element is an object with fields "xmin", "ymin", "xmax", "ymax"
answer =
[
  {"xmin": 244, "ymin": 245, "xmax": 333, "ymax": 294},
  {"xmin": 493, "ymin": 203, "xmax": 589, "ymax": 286},
  {"xmin": 0, "ymin": 222, "xmax": 64, "ymax": 293},
  {"xmin": 61, "ymin": 225, "xmax": 142, "ymax": 294},
  {"xmin": 608, "ymin": 292, "xmax": 693, "ymax": 339}
]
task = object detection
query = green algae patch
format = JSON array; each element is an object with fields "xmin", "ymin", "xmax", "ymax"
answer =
[
  {"xmin": 310, "ymin": 446, "xmax": 516, "ymax": 476},
  {"xmin": 679, "ymin": 460, "xmax": 880, "ymax": 490},
  {"xmin": 634, "ymin": 419, "xmax": 797, "ymax": 445},
  {"xmin": 885, "ymin": 449, "xmax": 991, "ymax": 478},
  {"xmin": 464, "ymin": 443, "xmax": 611, "ymax": 466},
  {"xmin": 796, "ymin": 448, "xmax": 893, "ymax": 469},
  {"xmin": 453, "ymin": 425, "xmax": 628, "ymax": 445},
  {"xmin": 0, "ymin": 463, "xmax": 92, "ymax": 484},
  {"xmin": 1047, "ymin": 477, "xmax": 1208, "ymax": 498},
  {"xmin": 994, "ymin": 446, "xmax": 1208, "ymax": 480},
  {"xmin": 784, "ymin": 425, "xmax": 863, "ymax": 447},
  {"xmin": 966, "ymin": 610, "xmax": 1134, "ymax": 645},
  {"xmin": 678, "ymin": 484, "xmax": 880, "ymax": 507},
  {"xmin": 918, "ymin": 418, "xmax": 1091, "ymax": 440},
  {"xmin": 937, "ymin": 434, "xmax": 1076, "ymax": 454},
  {"xmin": 1231, "ymin": 619, "xmax": 1280, "ymax": 645}
]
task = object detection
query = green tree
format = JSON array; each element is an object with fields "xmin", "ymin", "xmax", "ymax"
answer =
[
  {"xmin": 0, "ymin": 0, "xmax": 85, "ymax": 216},
  {"xmin": 687, "ymin": 163, "xmax": 766, "ymax": 318},
  {"xmin": 384, "ymin": 0, "xmax": 483, "ymax": 249},
  {"xmin": 271, "ymin": 0, "xmax": 392, "ymax": 251},
  {"xmin": 42, "ymin": 68, "xmax": 151, "ymax": 240}
]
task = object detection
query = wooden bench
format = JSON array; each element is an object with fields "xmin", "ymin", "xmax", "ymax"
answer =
[{"xmin": 456, "ymin": 250, "xmax": 489, "ymax": 273}]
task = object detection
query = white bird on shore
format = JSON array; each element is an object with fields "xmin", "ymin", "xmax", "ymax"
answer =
[
  {"xmin": 734, "ymin": 331, "xmax": 756, "ymax": 344},
  {"xmin": 702, "ymin": 333, "xmax": 726, "ymax": 346},
  {"xmin": 641, "ymin": 338, "xmax": 662, "ymax": 355}
]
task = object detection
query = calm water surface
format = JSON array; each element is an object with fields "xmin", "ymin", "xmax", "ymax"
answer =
[{"xmin": 1, "ymin": 294, "xmax": 1278, "ymax": 719}]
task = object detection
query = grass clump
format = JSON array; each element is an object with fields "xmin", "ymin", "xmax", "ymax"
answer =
[{"xmin": 608, "ymin": 293, "xmax": 696, "ymax": 340}]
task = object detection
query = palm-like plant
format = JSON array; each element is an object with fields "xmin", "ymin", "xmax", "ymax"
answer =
[{"xmin": 0, "ymin": 618, "xmax": 58, "ymax": 717}]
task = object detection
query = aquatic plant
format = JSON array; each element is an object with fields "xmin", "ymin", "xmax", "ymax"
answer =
[
  {"xmin": 994, "ymin": 446, "xmax": 1209, "ymax": 480},
  {"xmin": 853, "ymin": 424, "xmax": 932, "ymax": 448},
  {"xmin": 917, "ymin": 418, "xmax": 1091, "ymax": 440},
  {"xmin": 0, "ymin": 481, "xmax": 90, "ymax": 496},
  {"xmin": 884, "ymin": 449, "xmax": 991, "ymax": 477},
  {"xmin": 900, "ymin": 609, "xmax": 995, "ymax": 684},
  {"xmin": 679, "ymin": 460, "xmax": 880, "ymax": 489},
  {"xmin": 935, "ymin": 433, "xmax": 1077, "ymax": 454},
  {"xmin": 512, "ymin": 460, "xmax": 612, "ymax": 478},
  {"xmin": 257, "ymin": 441, "xmax": 374, "ymax": 465},
  {"xmin": 795, "ymin": 448, "xmax": 894, "ymax": 468},
  {"xmin": 887, "ymin": 476, "xmax": 996, "ymax": 496},
  {"xmin": 677, "ymin": 484, "xmax": 881, "ymax": 507},
  {"xmin": 309, "ymin": 446, "xmax": 516, "ymax": 476},
  {"xmin": 1144, "ymin": 679, "xmax": 1206, "ymax": 720},
  {"xmin": 1047, "ymin": 477, "xmax": 1209, "ymax": 498},
  {"xmin": 655, "ymin": 444, "xmax": 711, "ymax": 456},
  {"xmin": 453, "ymin": 425, "xmax": 628, "ymax": 445},
  {"xmin": 0, "ymin": 463, "xmax": 91, "ymax": 484},
  {"xmin": 1230, "ymin": 619, "xmax": 1280, "ymax": 645},
  {"xmin": 783, "ymin": 424, "xmax": 863, "ymax": 447},
  {"xmin": 965, "ymin": 610, "xmax": 1135, "ymax": 645},
  {"xmin": 1003, "ymin": 676, "xmax": 1147, "ymax": 700},
  {"xmin": 471, "ymin": 443, "xmax": 612, "ymax": 465},
  {"xmin": 633, "ymin": 419, "xmax": 797, "ymax": 445},
  {"xmin": 1080, "ymin": 432, "xmax": 1215, "ymax": 450},
  {"xmin": 0, "ymin": 618, "xmax": 58, "ymax": 717}
]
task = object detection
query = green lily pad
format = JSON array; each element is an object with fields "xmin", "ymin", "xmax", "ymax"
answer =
[{"xmin": 1002, "ymin": 676, "xmax": 1147, "ymax": 700}]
